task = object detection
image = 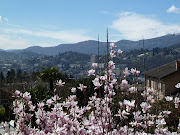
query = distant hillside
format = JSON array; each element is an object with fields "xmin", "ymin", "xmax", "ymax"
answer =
[
  {"xmin": 0, "ymin": 51, "xmax": 43, "ymax": 60},
  {"xmin": 10, "ymin": 34, "xmax": 180, "ymax": 55}
]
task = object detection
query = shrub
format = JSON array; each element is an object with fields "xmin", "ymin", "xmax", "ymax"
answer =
[
  {"xmin": 2, "ymin": 43, "xmax": 180, "ymax": 134},
  {"xmin": 0, "ymin": 105, "xmax": 6, "ymax": 122}
]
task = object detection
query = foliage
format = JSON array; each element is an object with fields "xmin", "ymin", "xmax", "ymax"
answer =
[
  {"xmin": 1, "ymin": 43, "xmax": 180, "ymax": 135},
  {"xmin": 38, "ymin": 67, "xmax": 67, "ymax": 93},
  {"xmin": 0, "ymin": 105, "xmax": 6, "ymax": 122}
]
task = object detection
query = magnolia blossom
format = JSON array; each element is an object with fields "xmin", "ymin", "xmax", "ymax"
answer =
[
  {"xmin": 156, "ymin": 118, "xmax": 166, "ymax": 127},
  {"xmin": 3, "ymin": 42, "xmax": 180, "ymax": 135},
  {"xmin": 123, "ymin": 100, "xmax": 135, "ymax": 112},
  {"xmin": 23, "ymin": 92, "xmax": 31, "ymax": 102},
  {"xmin": 178, "ymin": 122, "xmax": 180, "ymax": 132},
  {"xmin": 129, "ymin": 87, "xmax": 137, "ymax": 93},
  {"xmin": 92, "ymin": 63, "xmax": 98, "ymax": 69},
  {"xmin": 175, "ymin": 83, "xmax": 180, "ymax": 88},
  {"xmin": 115, "ymin": 110, "xmax": 130, "ymax": 119},
  {"xmin": 147, "ymin": 95, "xmax": 155, "ymax": 103},
  {"xmin": 78, "ymin": 84, "xmax": 87, "ymax": 92},
  {"xmin": 140, "ymin": 102, "xmax": 151, "ymax": 113},
  {"xmin": 37, "ymin": 102, "xmax": 44, "ymax": 109},
  {"xmin": 117, "ymin": 49, "xmax": 123, "ymax": 55},
  {"xmin": 92, "ymin": 78, "xmax": 102, "ymax": 89},
  {"xmin": 14, "ymin": 90, "xmax": 21, "ymax": 97},
  {"xmin": 147, "ymin": 88, "xmax": 154, "ymax": 95},
  {"xmin": 110, "ymin": 50, "xmax": 116, "ymax": 59},
  {"xmin": 123, "ymin": 67, "xmax": 130, "ymax": 77},
  {"xmin": 163, "ymin": 110, "xmax": 171, "ymax": 117},
  {"xmin": 56, "ymin": 79, "xmax": 65, "ymax": 87},
  {"xmin": 110, "ymin": 42, "xmax": 116, "ymax": 49},
  {"xmin": 174, "ymin": 97, "xmax": 180, "ymax": 108},
  {"xmin": 88, "ymin": 69, "xmax": 95, "ymax": 76},
  {"xmin": 133, "ymin": 111, "xmax": 143, "ymax": 122},
  {"xmin": 71, "ymin": 87, "xmax": 76, "ymax": 93},
  {"xmin": 147, "ymin": 120, "xmax": 154, "ymax": 127},
  {"xmin": 108, "ymin": 60, "xmax": 115, "ymax": 70},
  {"xmin": 121, "ymin": 79, "xmax": 129, "ymax": 90},
  {"xmin": 165, "ymin": 96, "xmax": 173, "ymax": 102},
  {"xmin": 46, "ymin": 99, "xmax": 53, "ymax": 107},
  {"xmin": 130, "ymin": 68, "xmax": 140, "ymax": 76}
]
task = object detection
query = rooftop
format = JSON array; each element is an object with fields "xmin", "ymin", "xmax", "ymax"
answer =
[{"xmin": 145, "ymin": 60, "xmax": 180, "ymax": 79}]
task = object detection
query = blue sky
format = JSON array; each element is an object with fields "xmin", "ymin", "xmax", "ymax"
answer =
[{"xmin": 0, "ymin": 0, "xmax": 180, "ymax": 49}]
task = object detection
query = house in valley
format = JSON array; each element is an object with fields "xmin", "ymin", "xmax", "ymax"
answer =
[{"xmin": 145, "ymin": 60, "xmax": 180, "ymax": 99}]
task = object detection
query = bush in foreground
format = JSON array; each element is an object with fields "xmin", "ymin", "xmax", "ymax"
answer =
[{"xmin": 2, "ymin": 43, "xmax": 180, "ymax": 135}]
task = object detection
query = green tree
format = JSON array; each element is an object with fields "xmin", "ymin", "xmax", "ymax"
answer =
[
  {"xmin": 16, "ymin": 69, "xmax": 23, "ymax": 82},
  {"xmin": 38, "ymin": 67, "xmax": 62, "ymax": 94},
  {"xmin": 0, "ymin": 71, "xmax": 5, "ymax": 84},
  {"xmin": 0, "ymin": 105, "xmax": 6, "ymax": 122},
  {"xmin": 6, "ymin": 69, "xmax": 16, "ymax": 83}
]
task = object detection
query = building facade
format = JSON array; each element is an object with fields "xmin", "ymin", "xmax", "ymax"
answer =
[{"xmin": 145, "ymin": 60, "xmax": 180, "ymax": 99}]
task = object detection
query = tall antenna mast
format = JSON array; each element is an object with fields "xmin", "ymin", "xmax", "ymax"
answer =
[
  {"xmin": 98, "ymin": 34, "xmax": 100, "ymax": 71},
  {"xmin": 106, "ymin": 28, "xmax": 109, "ymax": 65},
  {"xmin": 143, "ymin": 36, "xmax": 146, "ymax": 92}
]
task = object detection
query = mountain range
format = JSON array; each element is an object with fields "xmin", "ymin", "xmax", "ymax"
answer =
[{"xmin": 6, "ymin": 34, "xmax": 180, "ymax": 55}]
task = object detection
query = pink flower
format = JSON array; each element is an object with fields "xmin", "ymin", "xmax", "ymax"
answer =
[
  {"xmin": 29, "ymin": 104, "xmax": 36, "ymax": 111},
  {"xmin": 129, "ymin": 87, "xmax": 137, "ymax": 93},
  {"xmin": 56, "ymin": 79, "xmax": 65, "ymax": 87},
  {"xmin": 36, "ymin": 119, "xmax": 41, "ymax": 125},
  {"xmin": 78, "ymin": 84, "xmax": 87, "ymax": 92},
  {"xmin": 71, "ymin": 87, "xmax": 76, "ymax": 93},
  {"xmin": 110, "ymin": 50, "xmax": 116, "ymax": 58},
  {"xmin": 92, "ymin": 78, "xmax": 102, "ymax": 89},
  {"xmin": 88, "ymin": 69, "xmax": 95, "ymax": 76},
  {"xmin": 156, "ymin": 118, "xmax": 166, "ymax": 127},
  {"xmin": 165, "ymin": 96, "xmax": 173, "ymax": 102},
  {"xmin": 14, "ymin": 90, "xmax": 20, "ymax": 97},
  {"xmin": 147, "ymin": 95, "xmax": 155, "ymax": 103},
  {"xmin": 123, "ymin": 100, "xmax": 135, "ymax": 111},
  {"xmin": 26, "ymin": 113, "xmax": 32, "ymax": 120},
  {"xmin": 130, "ymin": 68, "xmax": 140, "ymax": 76},
  {"xmin": 110, "ymin": 42, "xmax": 116, "ymax": 49},
  {"xmin": 108, "ymin": 60, "xmax": 115, "ymax": 70},
  {"xmin": 147, "ymin": 88, "xmax": 154, "ymax": 95},
  {"xmin": 117, "ymin": 49, "xmax": 123, "ymax": 55},
  {"xmin": 123, "ymin": 67, "xmax": 130, "ymax": 77},
  {"xmin": 115, "ymin": 110, "xmax": 130, "ymax": 119},
  {"xmin": 23, "ymin": 92, "xmax": 31, "ymax": 102},
  {"xmin": 174, "ymin": 97, "xmax": 180, "ymax": 108},
  {"xmin": 140, "ymin": 102, "xmax": 151, "ymax": 113},
  {"xmin": 46, "ymin": 99, "xmax": 53, "ymax": 107},
  {"xmin": 38, "ymin": 102, "xmax": 44, "ymax": 109},
  {"xmin": 163, "ymin": 110, "xmax": 171, "ymax": 117},
  {"xmin": 147, "ymin": 120, "xmax": 154, "ymax": 127},
  {"xmin": 52, "ymin": 95, "xmax": 60, "ymax": 102},
  {"xmin": 175, "ymin": 83, "xmax": 180, "ymax": 88},
  {"xmin": 92, "ymin": 63, "xmax": 97, "ymax": 69}
]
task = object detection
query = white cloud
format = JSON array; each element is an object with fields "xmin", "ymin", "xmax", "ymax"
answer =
[
  {"xmin": 0, "ymin": 35, "xmax": 29, "ymax": 50},
  {"xmin": 4, "ymin": 17, "xmax": 8, "ymax": 22},
  {"xmin": 167, "ymin": 5, "xmax": 180, "ymax": 13},
  {"xmin": 0, "ymin": 16, "xmax": 8, "ymax": 24},
  {"xmin": 5, "ymin": 29, "xmax": 95, "ymax": 43},
  {"xmin": 110, "ymin": 12, "xmax": 179, "ymax": 40},
  {"xmin": 0, "ymin": 16, "xmax": 2, "ymax": 24}
]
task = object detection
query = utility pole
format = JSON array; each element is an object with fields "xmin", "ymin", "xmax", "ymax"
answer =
[
  {"xmin": 0, "ymin": 73, "xmax": 1, "ymax": 105},
  {"xmin": 143, "ymin": 37, "xmax": 146, "ymax": 92},
  {"xmin": 98, "ymin": 34, "xmax": 100, "ymax": 73},
  {"xmin": 106, "ymin": 28, "xmax": 109, "ymax": 67}
]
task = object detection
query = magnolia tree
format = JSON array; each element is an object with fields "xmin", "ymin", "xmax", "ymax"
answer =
[{"xmin": 2, "ymin": 43, "xmax": 180, "ymax": 135}]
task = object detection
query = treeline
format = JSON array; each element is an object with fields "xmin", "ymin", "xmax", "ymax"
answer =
[{"xmin": 0, "ymin": 69, "xmax": 38, "ymax": 84}]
